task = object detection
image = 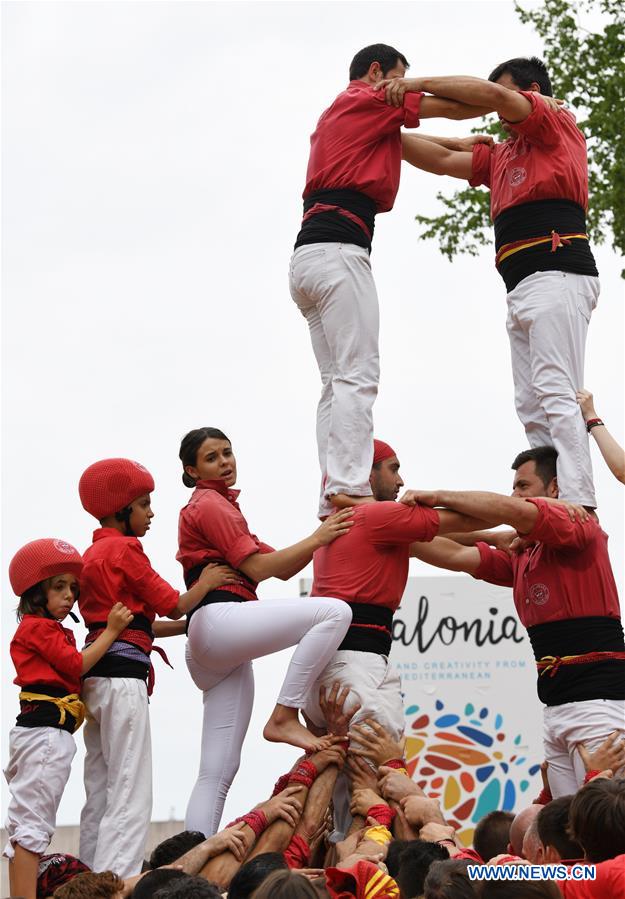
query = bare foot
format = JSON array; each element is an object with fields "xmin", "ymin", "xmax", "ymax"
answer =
[
  {"xmin": 330, "ymin": 493, "xmax": 375, "ymax": 510},
  {"xmin": 264, "ymin": 704, "xmax": 333, "ymax": 752}
]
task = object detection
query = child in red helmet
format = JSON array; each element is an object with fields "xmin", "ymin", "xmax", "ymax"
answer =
[
  {"xmin": 4, "ymin": 538, "xmax": 133, "ymax": 899},
  {"xmin": 76, "ymin": 458, "xmax": 237, "ymax": 879}
]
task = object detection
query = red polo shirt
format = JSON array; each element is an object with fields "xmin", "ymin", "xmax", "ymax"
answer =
[
  {"xmin": 312, "ymin": 501, "xmax": 440, "ymax": 611},
  {"xmin": 558, "ymin": 855, "xmax": 625, "ymax": 898},
  {"xmin": 469, "ymin": 92, "xmax": 589, "ymax": 220},
  {"xmin": 177, "ymin": 479, "xmax": 274, "ymax": 602},
  {"xmin": 473, "ymin": 499, "xmax": 620, "ymax": 627},
  {"xmin": 11, "ymin": 616, "xmax": 82, "ymax": 693},
  {"xmin": 304, "ymin": 80, "xmax": 423, "ymax": 212},
  {"xmin": 79, "ymin": 528, "xmax": 179, "ymax": 626}
]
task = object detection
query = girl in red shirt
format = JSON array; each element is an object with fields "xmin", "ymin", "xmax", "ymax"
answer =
[
  {"xmin": 4, "ymin": 538, "xmax": 133, "ymax": 899},
  {"xmin": 177, "ymin": 427, "xmax": 354, "ymax": 836}
]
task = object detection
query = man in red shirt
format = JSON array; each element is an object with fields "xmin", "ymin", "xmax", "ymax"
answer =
[
  {"xmin": 289, "ymin": 43, "xmax": 489, "ymax": 518},
  {"xmin": 303, "ymin": 438, "xmax": 489, "ymax": 836},
  {"xmin": 392, "ymin": 57, "xmax": 600, "ymax": 509},
  {"xmin": 407, "ymin": 445, "xmax": 625, "ymax": 798}
]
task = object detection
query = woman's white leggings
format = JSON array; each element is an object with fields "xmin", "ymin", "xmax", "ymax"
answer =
[{"xmin": 184, "ymin": 596, "xmax": 351, "ymax": 836}]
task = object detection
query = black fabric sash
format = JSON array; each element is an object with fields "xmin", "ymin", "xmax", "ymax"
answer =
[
  {"xmin": 338, "ymin": 602, "xmax": 393, "ymax": 656},
  {"xmin": 493, "ymin": 199, "xmax": 598, "ymax": 291},
  {"xmin": 17, "ymin": 682, "xmax": 77, "ymax": 732},
  {"xmin": 295, "ymin": 188, "xmax": 377, "ymax": 251},
  {"xmin": 527, "ymin": 616, "xmax": 625, "ymax": 706}
]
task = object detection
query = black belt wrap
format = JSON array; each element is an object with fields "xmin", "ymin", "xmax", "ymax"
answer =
[
  {"xmin": 527, "ymin": 616, "xmax": 625, "ymax": 706},
  {"xmin": 16, "ymin": 682, "xmax": 77, "ymax": 732},
  {"xmin": 295, "ymin": 188, "xmax": 376, "ymax": 251},
  {"xmin": 338, "ymin": 602, "xmax": 393, "ymax": 656},
  {"xmin": 494, "ymin": 199, "xmax": 598, "ymax": 291}
]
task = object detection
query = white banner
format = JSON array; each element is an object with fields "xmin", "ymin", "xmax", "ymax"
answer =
[{"xmin": 302, "ymin": 575, "xmax": 543, "ymax": 845}]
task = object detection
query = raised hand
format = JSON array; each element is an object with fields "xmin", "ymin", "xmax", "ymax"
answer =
[
  {"xmin": 319, "ymin": 681, "xmax": 361, "ymax": 736},
  {"xmin": 314, "ymin": 510, "xmax": 354, "ymax": 545},
  {"xmin": 106, "ymin": 602, "xmax": 134, "ymax": 634},
  {"xmin": 350, "ymin": 788, "xmax": 386, "ymax": 818},
  {"xmin": 348, "ymin": 718, "xmax": 406, "ymax": 768},
  {"xmin": 346, "ymin": 755, "xmax": 379, "ymax": 793},
  {"xmin": 377, "ymin": 766, "xmax": 422, "ymax": 802}
]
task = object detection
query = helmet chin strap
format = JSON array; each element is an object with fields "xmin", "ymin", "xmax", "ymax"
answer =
[{"xmin": 115, "ymin": 506, "xmax": 135, "ymax": 538}]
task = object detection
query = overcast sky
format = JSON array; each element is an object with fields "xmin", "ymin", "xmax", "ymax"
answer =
[{"xmin": 2, "ymin": 0, "xmax": 623, "ymax": 827}]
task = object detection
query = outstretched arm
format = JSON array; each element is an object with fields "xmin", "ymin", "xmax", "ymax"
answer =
[
  {"xmin": 401, "ymin": 134, "xmax": 473, "ymax": 179},
  {"xmin": 409, "ymin": 535, "xmax": 481, "ymax": 575},
  {"xmin": 239, "ymin": 510, "xmax": 353, "ymax": 582},
  {"xmin": 377, "ymin": 75, "xmax": 531, "ymax": 122},
  {"xmin": 577, "ymin": 389, "xmax": 625, "ymax": 484},
  {"xmin": 403, "ymin": 490, "xmax": 538, "ymax": 534}
]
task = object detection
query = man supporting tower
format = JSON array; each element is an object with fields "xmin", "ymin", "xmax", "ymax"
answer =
[
  {"xmin": 405, "ymin": 445, "xmax": 625, "ymax": 797},
  {"xmin": 303, "ymin": 439, "xmax": 490, "ymax": 836},
  {"xmin": 290, "ymin": 44, "xmax": 490, "ymax": 518},
  {"xmin": 392, "ymin": 58, "xmax": 599, "ymax": 507}
]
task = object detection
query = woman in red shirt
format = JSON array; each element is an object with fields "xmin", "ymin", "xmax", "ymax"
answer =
[{"xmin": 177, "ymin": 427, "xmax": 353, "ymax": 836}]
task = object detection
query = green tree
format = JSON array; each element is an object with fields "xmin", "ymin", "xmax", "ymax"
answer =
[{"xmin": 415, "ymin": 0, "xmax": 625, "ymax": 270}]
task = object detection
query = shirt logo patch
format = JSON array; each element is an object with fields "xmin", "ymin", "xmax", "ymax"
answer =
[
  {"xmin": 509, "ymin": 167, "xmax": 527, "ymax": 187},
  {"xmin": 530, "ymin": 583, "xmax": 550, "ymax": 606},
  {"xmin": 53, "ymin": 539, "xmax": 77, "ymax": 555}
]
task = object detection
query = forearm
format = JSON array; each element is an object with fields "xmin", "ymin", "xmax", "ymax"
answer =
[
  {"xmin": 295, "ymin": 767, "xmax": 339, "ymax": 842},
  {"xmin": 81, "ymin": 627, "xmax": 119, "ymax": 674},
  {"xmin": 176, "ymin": 834, "xmax": 234, "ymax": 875},
  {"xmin": 409, "ymin": 536, "xmax": 480, "ymax": 574},
  {"xmin": 199, "ymin": 827, "xmax": 255, "ymax": 889},
  {"xmin": 152, "ymin": 620, "xmax": 186, "ymax": 637},
  {"xmin": 591, "ymin": 427, "xmax": 625, "ymax": 483},
  {"xmin": 401, "ymin": 134, "xmax": 472, "ymax": 179},
  {"xmin": 172, "ymin": 581, "xmax": 209, "ymax": 618},
  {"xmin": 435, "ymin": 490, "xmax": 538, "ymax": 533},
  {"xmin": 443, "ymin": 529, "xmax": 504, "ymax": 547},
  {"xmin": 421, "ymin": 76, "xmax": 500, "ymax": 111},
  {"xmin": 240, "ymin": 537, "xmax": 319, "ymax": 582},
  {"xmin": 410, "ymin": 133, "xmax": 465, "ymax": 151}
]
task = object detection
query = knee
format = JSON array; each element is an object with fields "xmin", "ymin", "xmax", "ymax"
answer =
[{"xmin": 325, "ymin": 599, "xmax": 352, "ymax": 627}]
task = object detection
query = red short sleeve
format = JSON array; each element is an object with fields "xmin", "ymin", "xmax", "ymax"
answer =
[
  {"xmin": 504, "ymin": 91, "xmax": 561, "ymax": 148},
  {"xmin": 118, "ymin": 542, "xmax": 180, "ymax": 617},
  {"xmin": 363, "ymin": 502, "xmax": 440, "ymax": 545},
  {"xmin": 469, "ymin": 142, "xmax": 492, "ymax": 187},
  {"xmin": 368, "ymin": 89, "xmax": 423, "ymax": 135},
  {"xmin": 402, "ymin": 91, "xmax": 423, "ymax": 129},
  {"xmin": 18, "ymin": 618, "xmax": 83, "ymax": 682},
  {"xmin": 522, "ymin": 498, "xmax": 594, "ymax": 551},
  {"xmin": 473, "ymin": 542, "xmax": 514, "ymax": 588}
]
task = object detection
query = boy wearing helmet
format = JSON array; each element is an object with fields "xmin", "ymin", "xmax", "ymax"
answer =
[
  {"xmin": 77, "ymin": 458, "xmax": 238, "ymax": 879},
  {"xmin": 5, "ymin": 538, "xmax": 133, "ymax": 899}
]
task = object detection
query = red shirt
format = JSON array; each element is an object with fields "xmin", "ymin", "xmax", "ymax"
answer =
[
  {"xmin": 11, "ymin": 616, "xmax": 83, "ymax": 693},
  {"xmin": 558, "ymin": 855, "xmax": 625, "ymax": 898},
  {"xmin": 473, "ymin": 499, "xmax": 620, "ymax": 628},
  {"xmin": 79, "ymin": 528, "xmax": 179, "ymax": 626},
  {"xmin": 304, "ymin": 81, "xmax": 423, "ymax": 212},
  {"xmin": 469, "ymin": 92, "xmax": 589, "ymax": 220},
  {"xmin": 312, "ymin": 502, "xmax": 440, "ymax": 611},
  {"xmin": 177, "ymin": 479, "xmax": 274, "ymax": 601}
]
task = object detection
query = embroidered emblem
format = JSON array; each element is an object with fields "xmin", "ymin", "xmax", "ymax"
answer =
[
  {"xmin": 53, "ymin": 539, "xmax": 77, "ymax": 555},
  {"xmin": 530, "ymin": 583, "xmax": 550, "ymax": 606},
  {"xmin": 510, "ymin": 167, "xmax": 527, "ymax": 186}
]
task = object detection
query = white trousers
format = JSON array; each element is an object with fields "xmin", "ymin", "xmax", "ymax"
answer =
[
  {"xmin": 543, "ymin": 698, "xmax": 625, "ymax": 797},
  {"xmin": 3, "ymin": 726, "xmax": 76, "ymax": 859},
  {"xmin": 79, "ymin": 678, "xmax": 152, "ymax": 878},
  {"xmin": 304, "ymin": 650, "xmax": 405, "ymax": 840},
  {"xmin": 506, "ymin": 271, "xmax": 600, "ymax": 506},
  {"xmin": 184, "ymin": 596, "xmax": 352, "ymax": 836},
  {"xmin": 289, "ymin": 242, "xmax": 379, "ymax": 518}
]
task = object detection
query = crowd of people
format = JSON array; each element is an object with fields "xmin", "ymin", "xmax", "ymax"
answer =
[{"xmin": 4, "ymin": 40, "xmax": 625, "ymax": 899}]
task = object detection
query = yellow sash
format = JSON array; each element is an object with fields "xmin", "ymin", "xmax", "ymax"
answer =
[{"xmin": 19, "ymin": 691, "xmax": 85, "ymax": 732}]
